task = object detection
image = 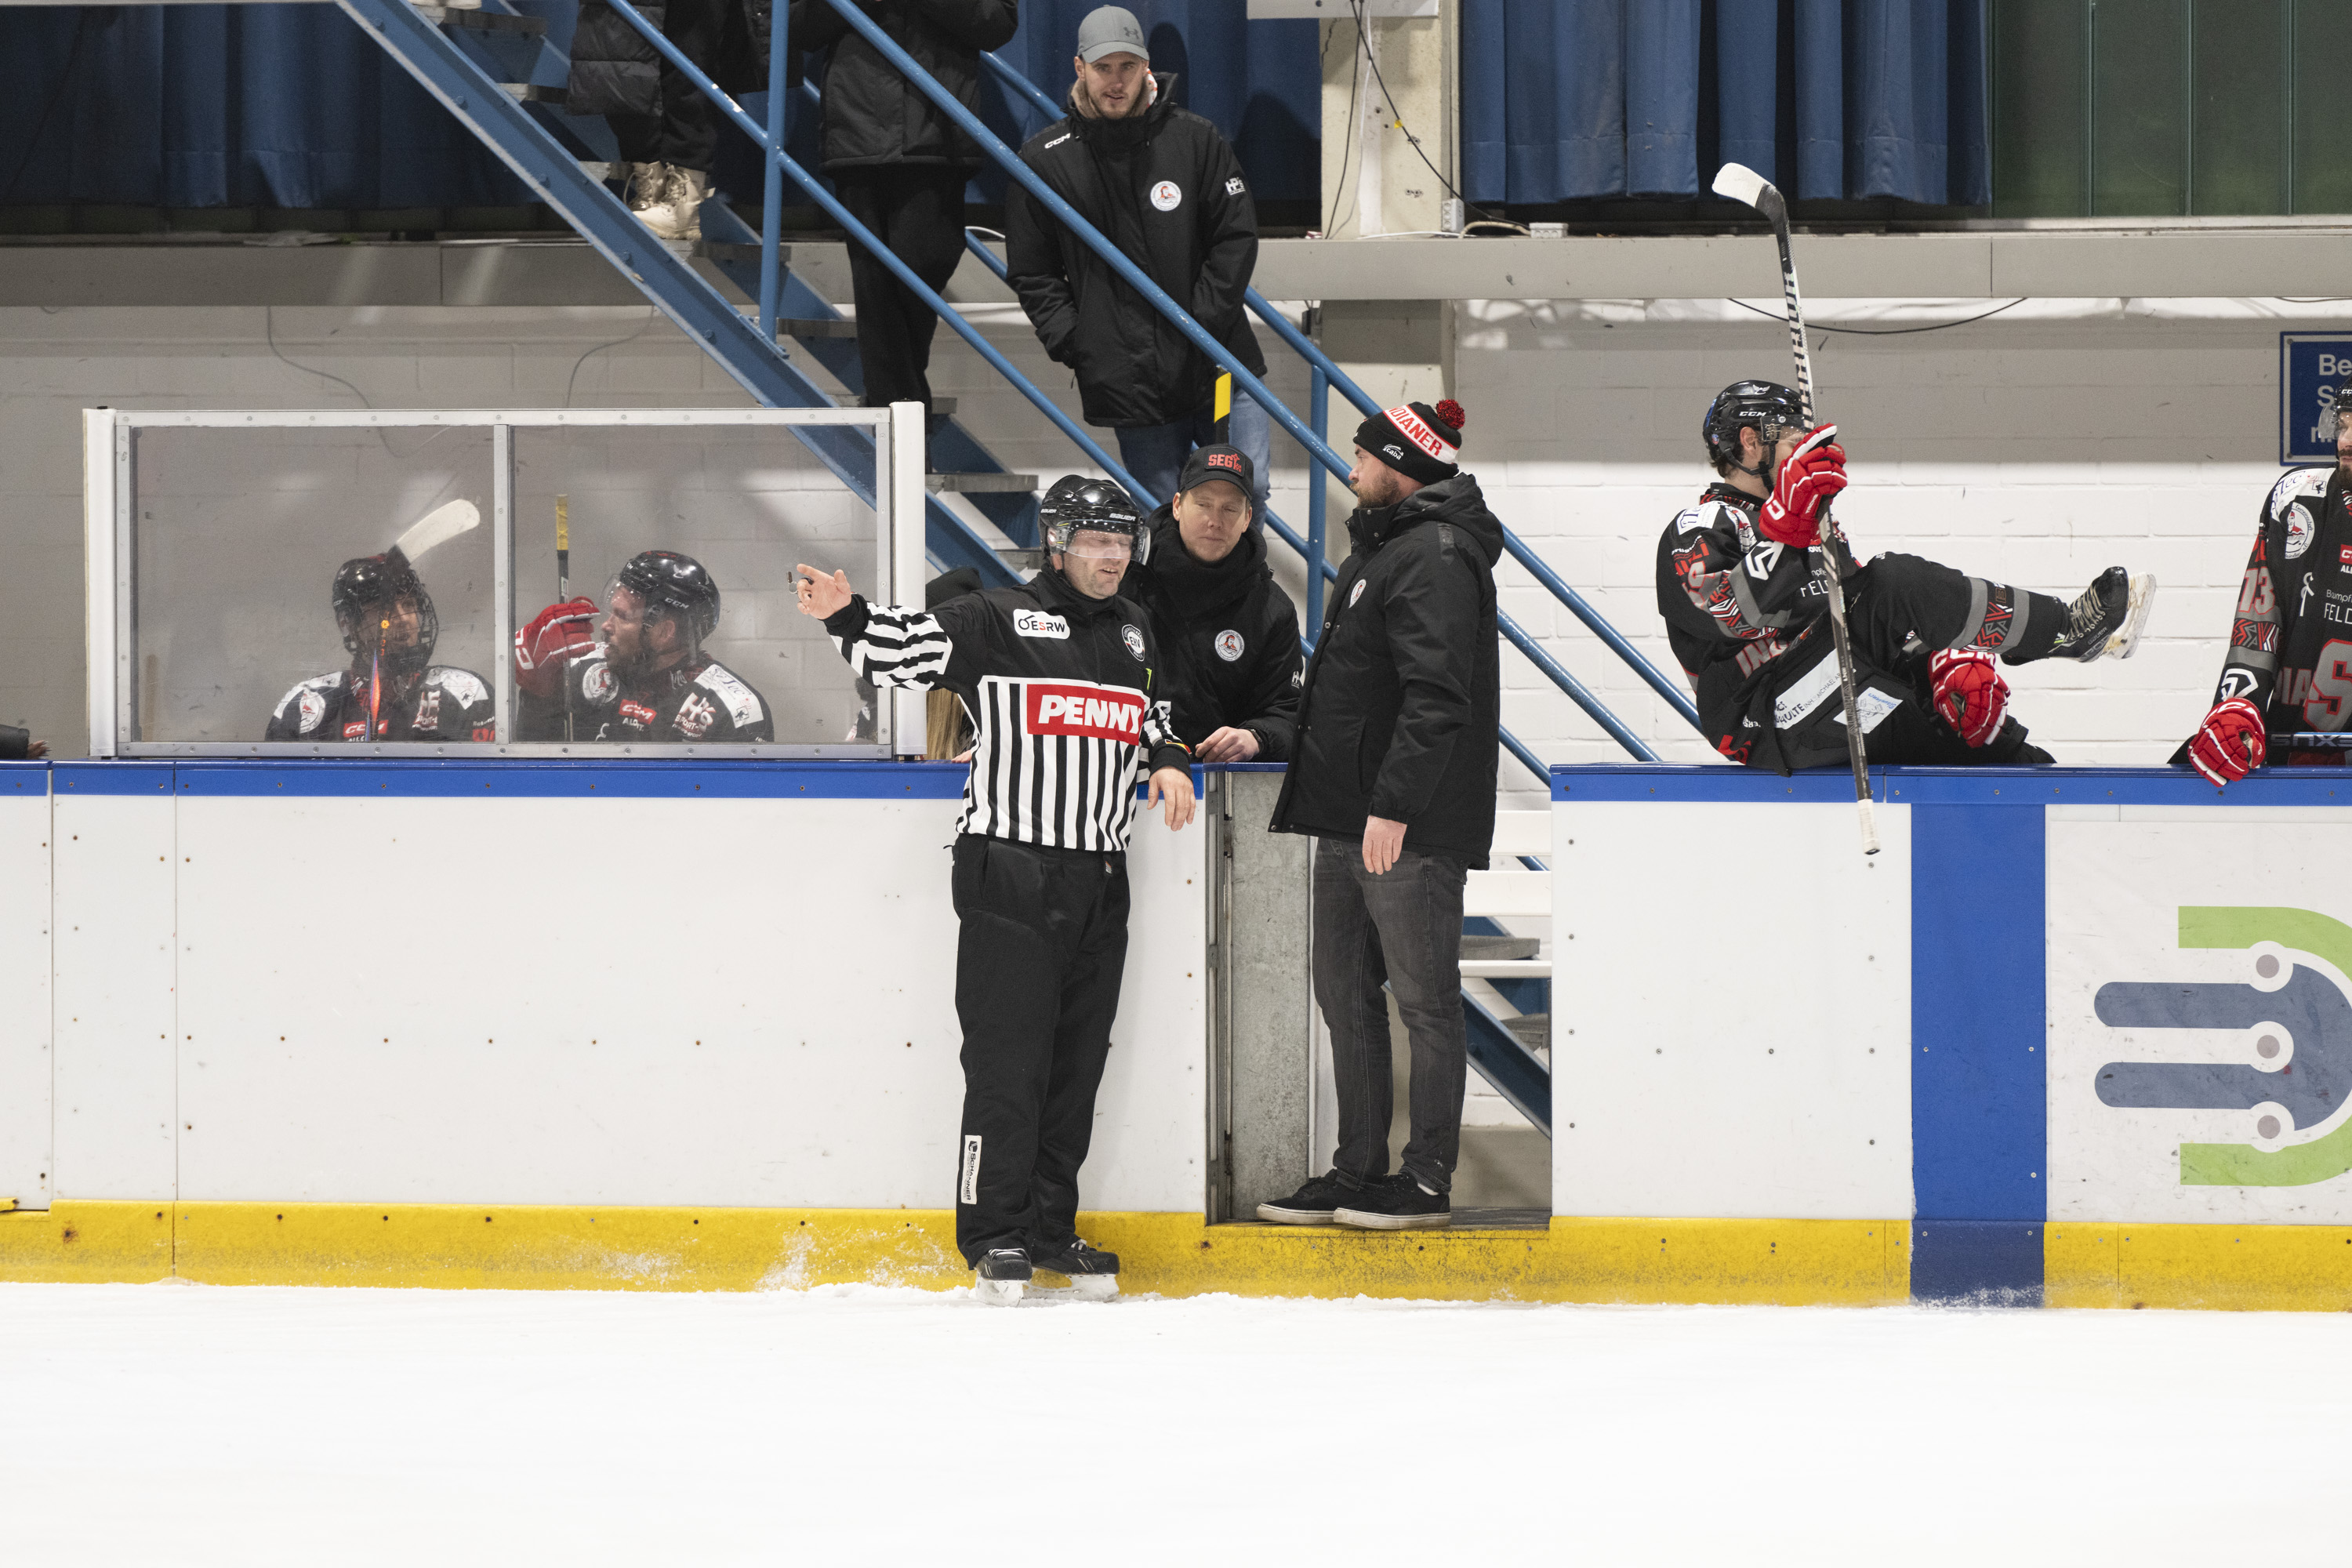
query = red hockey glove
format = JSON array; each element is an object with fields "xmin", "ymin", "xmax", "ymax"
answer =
[
  {"xmin": 1929, "ymin": 648, "xmax": 2009, "ymax": 747},
  {"xmin": 2187, "ymin": 698, "xmax": 2266, "ymax": 786},
  {"xmin": 1758, "ymin": 424, "xmax": 1847, "ymax": 548},
  {"xmin": 514, "ymin": 597, "xmax": 598, "ymax": 699}
]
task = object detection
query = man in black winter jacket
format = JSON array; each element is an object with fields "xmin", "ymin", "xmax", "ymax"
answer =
[
  {"xmin": 1004, "ymin": 5, "xmax": 1271, "ymax": 510},
  {"xmin": 791, "ymin": 0, "xmax": 1018, "ymax": 419},
  {"xmin": 1123, "ymin": 445, "xmax": 1300, "ymax": 762},
  {"xmin": 1263, "ymin": 398, "xmax": 1500, "ymax": 1233}
]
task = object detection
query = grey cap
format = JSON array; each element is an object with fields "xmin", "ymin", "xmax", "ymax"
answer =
[{"xmin": 1076, "ymin": 5, "xmax": 1148, "ymax": 64}]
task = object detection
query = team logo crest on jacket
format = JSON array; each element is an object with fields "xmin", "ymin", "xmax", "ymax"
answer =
[
  {"xmin": 1122, "ymin": 624, "xmax": 1147, "ymax": 659},
  {"xmin": 1214, "ymin": 630, "xmax": 1245, "ymax": 662},
  {"xmin": 1150, "ymin": 180, "xmax": 1181, "ymax": 211}
]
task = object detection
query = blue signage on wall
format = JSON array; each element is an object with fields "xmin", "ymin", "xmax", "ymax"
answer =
[{"xmin": 2281, "ymin": 333, "xmax": 2352, "ymax": 463}]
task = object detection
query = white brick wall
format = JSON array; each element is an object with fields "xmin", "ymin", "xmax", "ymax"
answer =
[{"xmin": 0, "ymin": 296, "xmax": 2326, "ymax": 780}]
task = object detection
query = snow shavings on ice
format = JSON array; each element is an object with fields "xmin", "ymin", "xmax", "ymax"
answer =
[{"xmin": 0, "ymin": 1280, "xmax": 2339, "ymax": 1565}]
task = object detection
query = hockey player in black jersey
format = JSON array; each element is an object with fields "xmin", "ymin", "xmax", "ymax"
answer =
[
  {"xmin": 797, "ymin": 476, "xmax": 1193, "ymax": 1305},
  {"xmin": 2180, "ymin": 390, "xmax": 2352, "ymax": 783},
  {"xmin": 1121, "ymin": 444, "xmax": 1302, "ymax": 761},
  {"xmin": 266, "ymin": 551, "xmax": 494, "ymax": 743},
  {"xmin": 513, "ymin": 550, "xmax": 772, "ymax": 744},
  {"xmin": 1662, "ymin": 380, "xmax": 2156, "ymax": 772}
]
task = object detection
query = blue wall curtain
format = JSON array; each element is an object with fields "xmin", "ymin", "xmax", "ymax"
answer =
[
  {"xmin": 0, "ymin": 6, "xmax": 533, "ymax": 209},
  {"xmin": 0, "ymin": 2, "xmax": 1319, "ymax": 212},
  {"xmin": 1462, "ymin": 0, "xmax": 1990, "ymax": 206}
]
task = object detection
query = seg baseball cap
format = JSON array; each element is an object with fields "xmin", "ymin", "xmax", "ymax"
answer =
[
  {"xmin": 1177, "ymin": 444, "xmax": 1255, "ymax": 505},
  {"xmin": 1076, "ymin": 5, "xmax": 1149, "ymax": 64}
]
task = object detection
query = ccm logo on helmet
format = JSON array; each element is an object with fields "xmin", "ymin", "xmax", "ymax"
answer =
[{"xmin": 1025, "ymin": 682, "xmax": 1145, "ymax": 741}]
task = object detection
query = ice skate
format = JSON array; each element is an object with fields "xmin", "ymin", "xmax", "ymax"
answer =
[
  {"xmin": 972, "ymin": 1247, "xmax": 1031, "ymax": 1307},
  {"xmin": 1028, "ymin": 1238, "xmax": 1119, "ymax": 1301},
  {"xmin": 2052, "ymin": 567, "xmax": 2156, "ymax": 662}
]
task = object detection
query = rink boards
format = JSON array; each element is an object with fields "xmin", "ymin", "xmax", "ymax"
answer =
[
  {"xmin": 1555, "ymin": 764, "xmax": 2352, "ymax": 1309},
  {"xmin": 9, "ymin": 757, "xmax": 2352, "ymax": 1308}
]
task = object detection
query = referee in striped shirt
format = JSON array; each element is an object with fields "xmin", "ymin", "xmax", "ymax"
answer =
[{"xmin": 795, "ymin": 476, "xmax": 1194, "ymax": 1301}]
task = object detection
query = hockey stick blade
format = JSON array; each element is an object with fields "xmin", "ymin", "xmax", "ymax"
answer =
[
  {"xmin": 393, "ymin": 499, "xmax": 481, "ymax": 564},
  {"xmin": 1711, "ymin": 162, "xmax": 1786, "ymax": 228}
]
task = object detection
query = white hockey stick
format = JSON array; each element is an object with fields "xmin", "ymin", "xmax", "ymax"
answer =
[
  {"xmin": 391, "ymin": 498, "xmax": 481, "ymax": 563},
  {"xmin": 1711, "ymin": 162, "xmax": 1878, "ymax": 856}
]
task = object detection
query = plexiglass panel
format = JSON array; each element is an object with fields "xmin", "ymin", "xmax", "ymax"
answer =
[
  {"xmin": 130, "ymin": 426, "xmax": 497, "ymax": 748},
  {"xmin": 510, "ymin": 425, "xmax": 881, "ymax": 749}
]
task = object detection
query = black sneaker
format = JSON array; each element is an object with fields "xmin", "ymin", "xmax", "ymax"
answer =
[
  {"xmin": 1256, "ymin": 1172, "xmax": 1361, "ymax": 1225},
  {"xmin": 1332, "ymin": 1174, "xmax": 1451, "ymax": 1231},
  {"xmin": 972, "ymin": 1247, "xmax": 1032, "ymax": 1306},
  {"xmin": 2051, "ymin": 568, "xmax": 2156, "ymax": 662}
]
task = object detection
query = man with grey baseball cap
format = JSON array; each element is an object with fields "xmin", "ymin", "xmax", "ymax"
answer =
[{"xmin": 1006, "ymin": 5, "xmax": 1272, "ymax": 513}]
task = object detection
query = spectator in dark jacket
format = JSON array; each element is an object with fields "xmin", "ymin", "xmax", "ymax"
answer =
[
  {"xmin": 1261, "ymin": 397, "xmax": 1500, "ymax": 1234},
  {"xmin": 0, "ymin": 725, "xmax": 43, "ymax": 760},
  {"xmin": 791, "ymin": 0, "xmax": 1018, "ymax": 419},
  {"xmin": 569, "ymin": 0, "xmax": 774, "ymax": 241},
  {"xmin": 1123, "ymin": 445, "xmax": 1299, "ymax": 762},
  {"xmin": 1005, "ymin": 5, "xmax": 1269, "ymax": 511}
]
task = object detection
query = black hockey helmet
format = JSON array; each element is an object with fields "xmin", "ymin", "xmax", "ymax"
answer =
[
  {"xmin": 1040, "ymin": 474, "xmax": 1149, "ymax": 566},
  {"xmin": 1703, "ymin": 380, "xmax": 1806, "ymax": 478},
  {"xmin": 2327, "ymin": 383, "xmax": 2352, "ymax": 437},
  {"xmin": 613, "ymin": 549, "xmax": 721, "ymax": 651},
  {"xmin": 332, "ymin": 549, "xmax": 437, "ymax": 674}
]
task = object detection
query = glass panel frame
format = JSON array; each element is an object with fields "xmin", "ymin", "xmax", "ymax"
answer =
[{"xmin": 83, "ymin": 407, "xmax": 917, "ymax": 760}]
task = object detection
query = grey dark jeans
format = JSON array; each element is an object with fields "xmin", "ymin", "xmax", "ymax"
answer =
[{"xmin": 1311, "ymin": 837, "xmax": 1469, "ymax": 1193}]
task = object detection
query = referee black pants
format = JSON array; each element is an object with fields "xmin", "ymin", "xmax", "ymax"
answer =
[{"xmin": 951, "ymin": 834, "xmax": 1129, "ymax": 1267}]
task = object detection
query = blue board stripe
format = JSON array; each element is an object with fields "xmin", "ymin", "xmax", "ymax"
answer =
[
  {"xmin": 1911, "ymin": 803, "xmax": 2046, "ymax": 1224},
  {"xmin": 1552, "ymin": 763, "xmax": 2352, "ymax": 805},
  {"xmin": 167, "ymin": 760, "xmax": 971, "ymax": 799},
  {"xmin": 53, "ymin": 763, "xmax": 175, "ymax": 797},
  {"xmin": 1911, "ymin": 1220, "xmax": 2045, "ymax": 1305}
]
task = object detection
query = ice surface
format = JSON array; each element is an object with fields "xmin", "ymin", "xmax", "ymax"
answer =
[{"xmin": 2, "ymin": 1280, "xmax": 2339, "ymax": 1565}]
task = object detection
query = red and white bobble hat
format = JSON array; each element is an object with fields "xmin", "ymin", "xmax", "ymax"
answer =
[{"xmin": 1356, "ymin": 398, "xmax": 1465, "ymax": 484}]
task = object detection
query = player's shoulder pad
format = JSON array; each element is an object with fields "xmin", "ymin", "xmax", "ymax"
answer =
[
  {"xmin": 2267, "ymin": 466, "xmax": 2329, "ymax": 522},
  {"xmin": 1671, "ymin": 496, "xmax": 1744, "ymax": 538},
  {"xmin": 428, "ymin": 666, "xmax": 490, "ymax": 708},
  {"xmin": 272, "ymin": 671, "xmax": 344, "ymax": 732},
  {"xmin": 694, "ymin": 662, "xmax": 764, "ymax": 727}
]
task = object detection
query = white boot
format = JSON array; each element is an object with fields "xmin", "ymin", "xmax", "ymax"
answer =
[
  {"xmin": 623, "ymin": 161, "xmax": 669, "ymax": 216},
  {"xmin": 639, "ymin": 165, "xmax": 707, "ymax": 241}
]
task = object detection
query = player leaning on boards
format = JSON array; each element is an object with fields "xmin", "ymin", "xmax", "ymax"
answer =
[
  {"xmin": 1120, "ymin": 444, "xmax": 1302, "ymax": 763},
  {"xmin": 514, "ymin": 551, "xmax": 773, "ymax": 743},
  {"xmin": 2177, "ymin": 387, "xmax": 2352, "ymax": 785},
  {"xmin": 1004, "ymin": 5, "xmax": 1273, "ymax": 512},
  {"xmin": 796, "ymin": 477, "xmax": 1195, "ymax": 1305},
  {"xmin": 1663, "ymin": 381, "xmax": 2156, "ymax": 772},
  {"xmin": 1259, "ymin": 399, "xmax": 1500, "ymax": 1232}
]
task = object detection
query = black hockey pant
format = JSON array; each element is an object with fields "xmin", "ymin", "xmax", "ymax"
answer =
[
  {"xmin": 1773, "ymin": 552, "xmax": 2067, "ymax": 769},
  {"xmin": 835, "ymin": 165, "xmax": 968, "ymax": 416},
  {"xmin": 950, "ymin": 835, "xmax": 1128, "ymax": 1267}
]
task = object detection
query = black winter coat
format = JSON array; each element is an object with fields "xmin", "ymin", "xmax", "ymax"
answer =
[
  {"xmin": 789, "ymin": 0, "xmax": 1018, "ymax": 169},
  {"xmin": 568, "ymin": 0, "xmax": 773, "ymax": 119},
  {"xmin": 1269, "ymin": 474, "xmax": 1502, "ymax": 868},
  {"xmin": 1124, "ymin": 507, "xmax": 1302, "ymax": 760},
  {"xmin": 1005, "ymin": 74, "xmax": 1266, "ymax": 429}
]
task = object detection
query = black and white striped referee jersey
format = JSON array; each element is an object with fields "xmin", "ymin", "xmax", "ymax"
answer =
[{"xmin": 825, "ymin": 569, "xmax": 1191, "ymax": 852}]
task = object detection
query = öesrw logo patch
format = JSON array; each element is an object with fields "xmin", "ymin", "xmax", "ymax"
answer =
[{"xmin": 1012, "ymin": 608, "xmax": 1069, "ymax": 639}]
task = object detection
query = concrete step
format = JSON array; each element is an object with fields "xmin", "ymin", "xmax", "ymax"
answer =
[
  {"xmin": 1465, "ymin": 869, "xmax": 1548, "ymax": 918},
  {"xmin": 500, "ymin": 82, "xmax": 568, "ymax": 104},
  {"xmin": 1461, "ymin": 934, "xmax": 1539, "ymax": 961},
  {"xmin": 1504, "ymin": 1014, "xmax": 1549, "ymax": 1051},
  {"xmin": 1459, "ymin": 958, "xmax": 1550, "ymax": 980}
]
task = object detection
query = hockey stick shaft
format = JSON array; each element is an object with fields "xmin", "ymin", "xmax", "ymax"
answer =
[{"xmin": 1718, "ymin": 162, "xmax": 1878, "ymax": 855}]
